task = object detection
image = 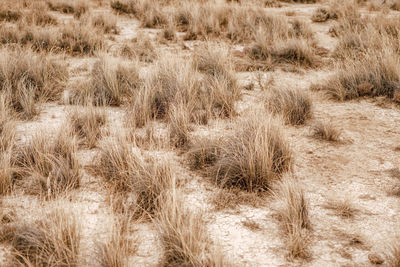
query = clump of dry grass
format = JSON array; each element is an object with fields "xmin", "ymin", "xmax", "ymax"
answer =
[
  {"xmin": 23, "ymin": 4, "xmax": 58, "ymax": 26},
  {"xmin": 274, "ymin": 176, "xmax": 311, "ymax": 260},
  {"xmin": 211, "ymin": 188, "xmax": 264, "ymax": 210},
  {"xmin": 120, "ymin": 35, "xmax": 157, "ymax": 62},
  {"xmin": 314, "ymin": 52, "xmax": 400, "ymax": 101},
  {"xmin": 0, "ymin": 22, "xmax": 103, "ymax": 55},
  {"xmin": 265, "ymin": 87, "xmax": 313, "ymax": 125},
  {"xmin": 0, "ymin": 3, "xmax": 21, "ymax": 22},
  {"xmin": 47, "ymin": 0, "xmax": 88, "ymax": 18},
  {"xmin": 13, "ymin": 128, "xmax": 80, "ymax": 199},
  {"xmin": 311, "ymin": 7, "xmax": 339, "ymax": 22},
  {"xmin": 194, "ymin": 44, "xmax": 241, "ymax": 118},
  {"xmin": 247, "ymin": 37, "xmax": 318, "ymax": 70},
  {"xmin": 311, "ymin": 121, "xmax": 341, "ymax": 142},
  {"xmin": 0, "ymin": 49, "xmax": 68, "ymax": 119},
  {"xmin": 212, "ymin": 113, "xmax": 292, "ymax": 192},
  {"xmin": 91, "ymin": 13, "xmax": 119, "ymax": 34},
  {"xmin": 127, "ymin": 57, "xmax": 200, "ymax": 128},
  {"xmin": 385, "ymin": 240, "xmax": 400, "ymax": 267},
  {"xmin": 168, "ymin": 101, "xmax": 192, "ymax": 149},
  {"xmin": 96, "ymin": 135, "xmax": 175, "ymax": 218},
  {"xmin": 0, "ymin": 95, "xmax": 15, "ymax": 195},
  {"xmin": 324, "ymin": 196, "xmax": 358, "ymax": 218},
  {"xmin": 9, "ymin": 209, "xmax": 80, "ymax": 266},
  {"xmin": 156, "ymin": 190, "xmax": 228, "ymax": 266},
  {"xmin": 68, "ymin": 105, "xmax": 106, "ymax": 148},
  {"xmin": 96, "ymin": 211, "xmax": 134, "ymax": 267},
  {"xmin": 188, "ymin": 137, "xmax": 220, "ymax": 171},
  {"xmin": 69, "ymin": 56, "xmax": 139, "ymax": 106}
]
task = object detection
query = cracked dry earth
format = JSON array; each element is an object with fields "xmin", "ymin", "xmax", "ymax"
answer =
[{"xmin": 1, "ymin": 1, "xmax": 400, "ymax": 267}]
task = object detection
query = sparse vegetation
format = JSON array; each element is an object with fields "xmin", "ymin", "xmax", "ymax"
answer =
[
  {"xmin": 12, "ymin": 128, "xmax": 80, "ymax": 199},
  {"xmin": 265, "ymin": 87, "xmax": 313, "ymax": 125},
  {"xmin": 275, "ymin": 176, "xmax": 311, "ymax": 260},
  {"xmin": 156, "ymin": 190, "xmax": 228, "ymax": 266},
  {"xmin": 96, "ymin": 135, "xmax": 175, "ymax": 218},
  {"xmin": 68, "ymin": 105, "xmax": 106, "ymax": 148},
  {"xmin": 311, "ymin": 121, "xmax": 341, "ymax": 142},
  {"xmin": 324, "ymin": 196, "xmax": 358, "ymax": 218},
  {"xmin": 7, "ymin": 209, "xmax": 80, "ymax": 266},
  {"xmin": 212, "ymin": 113, "xmax": 292, "ymax": 192},
  {"xmin": 0, "ymin": 49, "xmax": 68, "ymax": 119}
]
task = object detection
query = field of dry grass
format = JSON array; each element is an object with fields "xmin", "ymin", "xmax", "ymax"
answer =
[{"xmin": 0, "ymin": 0, "xmax": 400, "ymax": 266}]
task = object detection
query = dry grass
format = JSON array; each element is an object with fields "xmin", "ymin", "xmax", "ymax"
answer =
[
  {"xmin": 211, "ymin": 188, "xmax": 264, "ymax": 210},
  {"xmin": 311, "ymin": 7, "xmax": 339, "ymax": 23},
  {"xmin": 311, "ymin": 121, "xmax": 341, "ymax": 142},
  {"xmin": 156, "ymin": 190, "xmax": 228, "ymax": 266},
  {"xmin": 168, "ymin": 101, "xmax": 192, "ymax": 149},
  {"xmin": 324, "ymin": 196, "xmax": 358, "ymax": 218},
  {"xmin": 120, "ymin": 35, "xmax": 157, "ymax": 62},
  {"xmin": 265, "ymin": 87, "xmax": 313, "ymax": 125},
  {"xmin": 96, "ymin": 211, "xmax": 134, "ymax": 267},
  {"xmin": 0, "ymin": 49, "xmax": 68, "ymax": 119},
  {"xmin": 96, "ymin": 135, "xmax": 175, "ymax": 218},
  {"xmin": 385, "ymin": 240, "xmax": 400, "ymax": 267},
  {"xmin": 0, "ymin": 22, "xmax": 103, "ymax": 55},
  {"xmin": 212, "ymin": 113, "xmax": 292, "ymax": 192},
  {"xmin": 47, "ymin": 0, "xmax": 88, "ymax": 18},
  {"xmin": 194, "ymin": 44, "xmax": 241, "ymax": 118},
  {"xmin": 12, "ymin": 128, "xmax": 80, "ymax": 199},
  {"xmin": 68, "ymin": 105, "xmax": 106, "ymax": 148},
  {"xmin": 246, "ymin": 35, "xmax": 318, "ymax": 70},
  {"xmin": 91, "ymin": 13, "xmax": 119, "ymax": 34},
  {"xmin": 6, "ymin": 209, "xmax": 80, "ymax": 266},
  {"xmin": 69, "ymin": 56, "xmax": 140, "ymax": 106},
  {"xmin": 274, "ymin": 176, "xmax": 311, "ymax": 260},
  {"xmin": 0, "ymin": 96, "xmax": 14, "ymax": 195},
  {"xmin": 188, "ymin": 137, "xmax": 220, "ymax": 171}
]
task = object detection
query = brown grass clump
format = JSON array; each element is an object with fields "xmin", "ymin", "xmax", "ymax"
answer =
[
  {"xmin": 212, "ymin": 114, "xmax": 292, "ymax": 192},
  {"xmin": 0, "ymin": 3, "xmax": 21, "ymax": 22},
  {"xmin": 96, "ymin": 135, "xmax": 175, "ymax": 218},
  {"xmin": 47, "ymin": 0, "xmax": 88, "ymax": 18},
  {"xmin": 324, "ymin": 196, "xmax": 358, "ymax": 218},
  {"xmin": 96, "ymin": 212, "xmax": 134, "ymax": 267},
  {"xmin": 275, "ymin": 176, "xmax": 311, "ymax": 260},
  {"xmin": 24, "ymin": 4, "xmax": 58, "ymax": 26},
  {"xmin": 265, "ymin": 87, "xmax": 313, "ymax": 125},
  {"xmin": 247, "ymin": 36, "xmax": 318, "ymax": 70},
  {"xmin": 91, "ymin": 13, "xmax": 119, "ymax": 34},
  {"xmin": 0, "ymin": 22, "xmax": 103, "ymax": 55},
  {"xmin": 120, "ymin": 35, "xmax": 157, "ymax": 62},
  {"xmin": 168, "ymin": 101, "xmax": 192, "ymax": 149},
  {"xmin": 311, "ymin": 121, "xmax": 341, "ymax": 142},
  {"xmin": 385, "ymin": 240, "xmax": 400, "ymax": 267},
  {"xmin": 314, "ymin": 52, "xmax": 400, "ymax": 101},
  {"xmin": 9, "ymin": 209, "xmax": 80, "ymax": 266},
  {"xmin": 69, "ymin": 56, "xmax": 140, "ymax": 106},
  {"xmin": 156, "ymin": 190, "xmax": 228, "ymax": 266},
  {"xmin": 13, "ymin": 129, "xmax": 80, "ymax": 199},
  {"xmin": 311, "ymin": 7, "xmax": 339, "ymax": 23},
  {"xmin": 0, "ymin": 49, "xmax": 68, "ymax": 119},
  {"xmin": 127, "ymin": 58, "xmax": 201, "ymax": 128},
  {"xmin": 188, "ymin": 137, "xmax": 220, "ymax": 171},
  {"xmin": 194, "ymin": 44, "xmax": 241, "ymax": 119},
  {"xmin": 68, "ymin": 105, "xmax": 106, "ymax": 148}
]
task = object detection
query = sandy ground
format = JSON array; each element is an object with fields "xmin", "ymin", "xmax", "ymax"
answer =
[{"xmin": 1, "ymin": 1, "xmax": 400, "ymax": 266}]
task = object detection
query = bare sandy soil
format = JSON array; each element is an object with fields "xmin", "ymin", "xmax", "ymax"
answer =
[{"xmin": 1, "ymin": 1, "xmax": 400, "ymax": 266}]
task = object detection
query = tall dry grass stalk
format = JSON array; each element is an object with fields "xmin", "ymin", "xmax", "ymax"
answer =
[
  {"xmin": 274, "ymin": 176, "xmax": 311, "ymax": 260},
  {"xmin": 156, "ymin": 190, "xmax": 228, "ymax": 266}
]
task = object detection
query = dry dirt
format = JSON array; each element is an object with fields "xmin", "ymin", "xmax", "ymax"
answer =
[{"xmin": 1, "ymin": 1, "xmax": 400, "ymax": 267}]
